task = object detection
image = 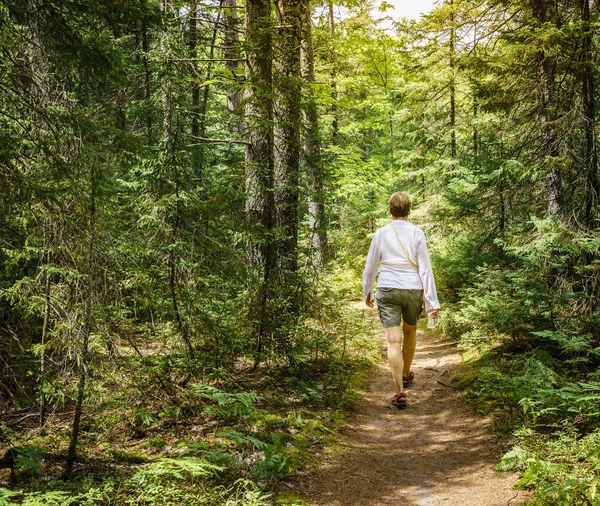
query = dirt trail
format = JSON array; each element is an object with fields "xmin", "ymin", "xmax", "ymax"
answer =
[{"xmin": 299, "ymin": 307, "xmax": 530, "ymax": 506}]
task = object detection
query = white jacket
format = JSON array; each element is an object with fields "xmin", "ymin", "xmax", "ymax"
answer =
[{"xmin": 362, "ymin": 220, "xmax": 440, "ymax": 313}]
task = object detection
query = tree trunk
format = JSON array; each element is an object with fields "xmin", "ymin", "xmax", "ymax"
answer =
[
  {"xmin": 40, "ymin": 251, "xmax": 50, "ymax": 430},
  {"xmin": 582, "ymin": 0, "xmax": 598, "ymax": 226},
  {"xmin": 245, "ymin": 0, "xmax": 274, "ymax": 359},
  {"xmin": 328, "ymin": 1, "xmax": 338, "ymax": 143},
  {"xmin": 449, "ymin": 0, "xmax": 457, "ymax": 164},
  {"xmin": 533, "ymin": 0, "xmax": 562, "ymax": 217},
  {"xmin": 189, "ymin": 2, "xmax": 202, "ymax": 179},
  {"xmin": 223, "ymin": 0, "xmax": 242, "ymax": 132},
  {"xmin": 245, "ymin": 0, "xmax": 274, "ymax": 269},
  {"xmin": 473, "ymin": 93, "xmax": 478, "ymax": 161},
  {"xmin": 65, "ymin": 165, "xmax": 96, "ymax": 476},
  {"xmin": 141, "ymin": 1, "xmax": 152, "ymax": 141},
  {"xmin": 274, "ymin": 0, "xmax": 302, "ymax": 277},
  {"xmin": 300, "ymin": 0, "xmax": 327, "ymax": 268},
  {"xmin": 163, "ymin": 0, "xmax": 194, "ymax": 360}
]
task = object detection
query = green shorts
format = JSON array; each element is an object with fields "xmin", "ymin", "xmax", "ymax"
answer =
[{"xmin": 376, "ymin": 288, "xmax": 423, "ymax": 327}]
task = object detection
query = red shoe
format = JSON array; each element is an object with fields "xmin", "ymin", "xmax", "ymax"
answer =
[
  {"xmin": 392, "ymin": 392, "xmax": 407, "ymax": 409},
  {"xmin": 403, "ymin": 371, "xmax": 415, "ymax": 388}
]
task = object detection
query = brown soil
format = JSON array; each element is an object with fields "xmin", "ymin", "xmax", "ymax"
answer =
[{"xmin": 298, "ymin": 307, "xmax": 531, "ymax": 506}]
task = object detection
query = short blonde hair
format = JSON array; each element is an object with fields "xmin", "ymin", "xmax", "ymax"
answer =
[{"xmin": 389, "ymin": 192, "xmax": 411, "ymax": 218}]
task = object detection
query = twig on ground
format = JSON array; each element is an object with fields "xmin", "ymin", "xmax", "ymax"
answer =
[
  {"xmin": 437, "ymin": 380, "xmax": 461, "ymax": 390},
  {"xmin": 507, "ymin": 492, "xmax": 519, "ymax": 505}
]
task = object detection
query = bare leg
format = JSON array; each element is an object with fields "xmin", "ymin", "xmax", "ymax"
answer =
[
  {"xmin": 402, "ymin": 321, "xmax": 417, "ymax": 377},
  {"xmin": 385, "ymin": 326, "xmax": 404, "ymax": 393}
]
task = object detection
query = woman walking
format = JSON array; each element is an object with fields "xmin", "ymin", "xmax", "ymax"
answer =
[{"xmin": 362, "ymin": 192, "xmax": 440, "ymax": 409}]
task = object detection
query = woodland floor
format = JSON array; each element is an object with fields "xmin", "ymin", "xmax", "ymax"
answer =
[{"xmin": 295, "ymin": 305, "xmax": 532, "ymax": 506}]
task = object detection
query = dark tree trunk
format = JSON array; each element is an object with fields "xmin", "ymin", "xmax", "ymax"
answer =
[
  {"xmin": 533, "ymin": 0, "xmax": 562, "ymax": 217},
  {"xmin": 189, "ymin": 2, "xmax": 202, "ymax": 179},
  {"xmin": 162, "ymin": 0, "xmax": 194, "ymax": 360},
  {"xmin": 301, "ymin": 0, "xmax": 327, "ymax": 268},
  {"xmin": 245, "ymin": 0, "xmax": 275, "ymax": 360},
  {"xmin": 65, "ymin": 165, "xmax": 96, "ymax": 476},
  {"xmin": 245, "ymin": 0, "xmax": 274, "ymax": 269},
  {"xmin": 223, "ymin": 0, "xmax": 242, "ymax": 132},
  {"xmin": 199, "ymin": 7, "xmax": 222, "ymax": 142},
  {"xmin": 449, "ymin": 0, "xmax": 457, "ymax": 164},
  {"xmin": 141, "ymin": 2, "xmax": 152, "ymax": 140},
  {"xmin": 40, "ymin": 250, "xmax": 51, "ymax": 430},
  {"xmin": 273, "ymin": 0, "xmax": 302, "ymax": 277},
  {"xmin": 328, "ymin": 1, "xmax": 338, "ymax": 143},
  {"xmin": 582, "ymin": 0, "xmax": 599, "ymax": 226},
  {"xmin": 473, "ymin": 93, "xmax": 478, "ymax": 160}
]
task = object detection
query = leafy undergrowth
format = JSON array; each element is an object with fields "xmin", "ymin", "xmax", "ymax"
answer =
[
  {"xmin": 434, "ymin": 218, "xmax": 600, "ymax": 505},
  {"xmin": 447, "ymin": 326, "xmax": 600, "ymax": 505},
  {"xmin": 0, "ymin": 301, "xmax": 379, "ymax": 506}
]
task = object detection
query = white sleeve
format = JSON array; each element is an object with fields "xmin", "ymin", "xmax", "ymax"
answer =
[
  {"xmin": 362, "ymin": 230, "xmax": 382, "ymax": 302},
  {"xmin": 416, "ymin": 231, "xmax": 440, "ymax": 313}
]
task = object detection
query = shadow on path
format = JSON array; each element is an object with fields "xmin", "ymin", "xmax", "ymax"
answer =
[{"xmin": 297, "ymin": 307, "xmax": 530, "ymax": 506}]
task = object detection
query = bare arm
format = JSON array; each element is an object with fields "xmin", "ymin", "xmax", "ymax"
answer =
[{"xmin": 362, "ymin": 231, "xmax": 381, "ymax": 305}]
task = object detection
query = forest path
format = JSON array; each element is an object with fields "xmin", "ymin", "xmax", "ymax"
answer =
[{"xmin": 298, "ymin": 305, "xmax": 530, "ymax": 506}]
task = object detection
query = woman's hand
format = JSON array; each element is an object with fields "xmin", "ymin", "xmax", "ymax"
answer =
[
  {"xmin": 366, "ymin": 293, "xmax": 375, "ymax": 308},
  {"xmin": 429, "ymin": 308, "xmax": 440, "ymax": 318}
]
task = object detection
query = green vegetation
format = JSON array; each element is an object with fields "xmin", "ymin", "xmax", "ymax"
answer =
[{"xmin": 1, "ymin": 0, "xmax": 600, "ymax": 504}]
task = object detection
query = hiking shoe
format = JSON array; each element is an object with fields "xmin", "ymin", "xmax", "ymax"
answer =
[
  {"xmin": 403, "ymin": 371, "xmax": 415, "ymax": 388},
  {"xmin": 392, "ymin": 392, "xmax": 407, "ymax": 409}
]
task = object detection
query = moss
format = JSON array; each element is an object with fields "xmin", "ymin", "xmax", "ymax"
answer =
[
  {"xmin": 284, "ymin": 448, "xmax": 313, "ymax": 469},
  {"xmin": 247, "ymin": 412, "xmax": 285, "ymax": 430},
  {"xmin": 110, "ymin": 449, "xmax": 148, "ymax": 463},
  {"xmin": 140, "ymin": 438, "xmax": 166, "ymax": 449},
  {"xmin": 301, "ymin": 419, "xmax": 330, "ymax": 436},
  {"xmin": 272, "ymin": 492, "xmax": 309, "ymax": 506},
  {"xmin": 291, "ymin": 434, "xmax": 311, "ymax": 449}
]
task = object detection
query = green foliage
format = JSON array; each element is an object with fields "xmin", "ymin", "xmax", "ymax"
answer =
[
  {"xmin": 13, "ymin": 446, "xmax": 45, "ymax": 474},
  {"xmin": 0, "ymin": 488, "xmax": 20, "ymax": 506},
  {"xmin": 131, "ymin": 457, "xmax": 224, "ymax": 482},
  {"xmin": 249, "ymin": 447, "xmax": 291, "ymax": 481},
  {"xmin": 110, "ymin": 449, "xmax": 148, "ymax": 464},
  {"xmin": 191, "ymin": 385, "xmax": 263, "ymax": 419},
  {"xmin": 497, "ymin": 428, "xmax": 600, "ymax": 505},
  {"xmin": 2, "ymin": 0, "xmax": 600, "ymax": 504}
]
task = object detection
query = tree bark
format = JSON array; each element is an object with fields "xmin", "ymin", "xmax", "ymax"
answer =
[
  {"xmin": 163, "ymin": 0, "xmax": 194, "ymax": 360},
  {"xmin": 274, "ymin": 0, "xmax": 302, "ymax": 277},
  {"xmin": 245, "ymin": 0, "xmax": 275, "ymax": 361},
  {"xmin": 449, "ymin": 0, "xmax": 457, "ymax": 164},
  {"xmin": 533, "ymin": 0, "xmax": 562, "ymax": 217},
  {"xmin": 189, "ymin": 2, "xmax": 202, "ymax": 179},
  {"xmin": 582, "ymin": 0, "xmax": 598, "ymax": 226},
  {"xmin": 141, "ymin": 1, "xmax": 152, "ymax": 141},
  {"xmin": 245, "ymin": 0, "xmax": 274, "ymax": 269},
  {"xmin": 223, "ymin": 0, "xmax": 242, "ymax": 132},
  {"xmin": 328, "ymin": 1, "xmax": 338, "ymax": 143},
  {"xmin": 301, "ymin": 0, "xmax": 327, "ymax": 268}
]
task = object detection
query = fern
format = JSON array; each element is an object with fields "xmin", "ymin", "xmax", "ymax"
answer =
[
  {"xmin": 21, "ymin": 491, "xmax": 80, "ymax": 506},
  {"xmin": 12, "ymin": 446, "xmax": 45, "ymax": 474},
  {"xmin": 0, "ymin": 488, "xmax": 19, "ymax": 506},
  {"xmin": 216, "ymin": 430, "xmax": 268, "ymax": 450},
  {"xmin": 131, "ymin": 457, "xmax": 224, "ymax": 483},
  {"xmin": 191, "ymin": 384, "xmax": 263, "ymax": 418}
]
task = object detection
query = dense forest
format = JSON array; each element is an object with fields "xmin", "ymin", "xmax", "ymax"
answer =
[{"xmin": 1, "ymin": 0, "xmax": 599, "ymax": 504}]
